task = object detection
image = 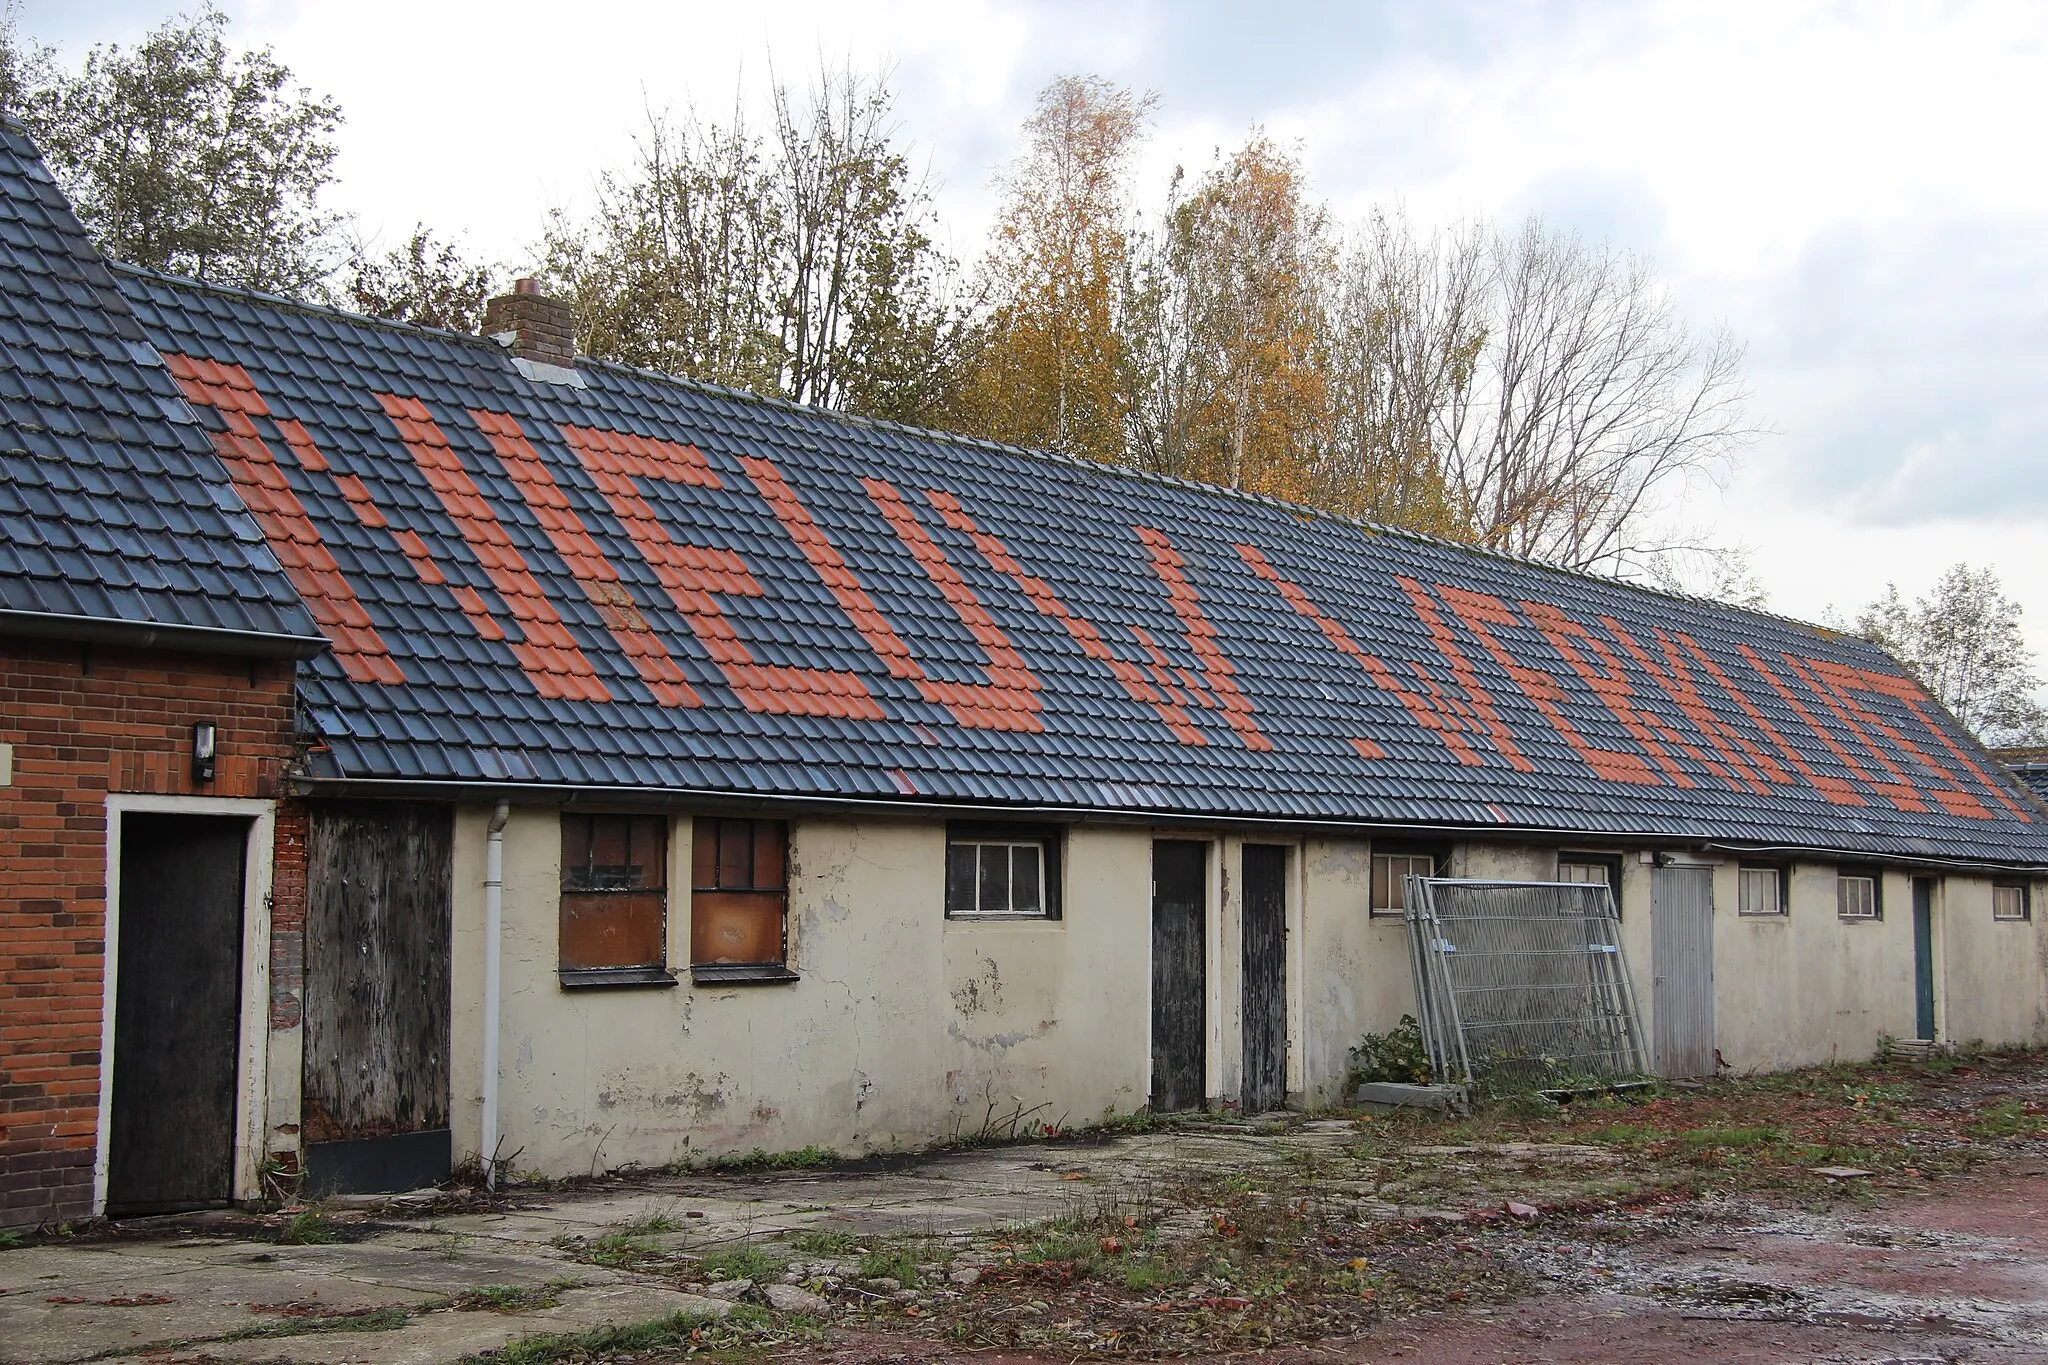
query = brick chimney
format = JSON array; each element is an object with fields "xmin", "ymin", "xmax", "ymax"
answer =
[{"xmin": 481, "ymin": 277, "xmax": 575, "ymax": 370}]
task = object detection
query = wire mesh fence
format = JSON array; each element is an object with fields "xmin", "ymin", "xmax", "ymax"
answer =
[{"xmin": 1404, "ymin": 877, "xmax": 1648, "ymax": 1089}]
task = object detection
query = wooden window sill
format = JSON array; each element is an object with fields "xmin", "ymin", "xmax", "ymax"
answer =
[
  {"xmin": 691, "ymin": 964, "xmax": 800, "ymax": 985},
  {"xmin": 558, "ymin": 966, "xmax": 678, "ymax": 990}
]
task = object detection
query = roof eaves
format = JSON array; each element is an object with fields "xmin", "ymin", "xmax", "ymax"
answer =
[{"xmin": 0, "ymin": 608, "xmax": 329, "ymax": 659}]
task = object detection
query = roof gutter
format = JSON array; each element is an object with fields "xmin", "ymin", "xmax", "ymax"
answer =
[
  {"xmin": 0, "ymin": 610, "xmax": 327, "ymax": 660},
  {"xmin": 287, "ymin": 774, "xmax": 2048, "ymax": 876}
]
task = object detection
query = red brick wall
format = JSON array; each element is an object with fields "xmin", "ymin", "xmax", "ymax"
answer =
[{"xmin": 0, "ymin": 637, "xmax": 299, "ymax": 1228}]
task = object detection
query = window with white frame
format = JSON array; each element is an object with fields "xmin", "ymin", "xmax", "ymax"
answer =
[
  {"xmin": 946, "ymin": 825, "xmax": 1061, "ymax": 919},
  {"xmin": 1993, "ymin": 883, "xmax": 2031, "ymax": 921},
  {"xmin": 1738, "ymin": 863, "xmax": 1787, "ymax": 916},
  {"xmin": 1371, "ymin": 849, "xmax": 1443, "ymax": 917},
  {"xmin": 1558, "ymin": 853, "xmax": 1622, "ymax": 915},
  {"xmin": 1838, "ymin": 869, "xmax": 1881, "ymax": 921}
]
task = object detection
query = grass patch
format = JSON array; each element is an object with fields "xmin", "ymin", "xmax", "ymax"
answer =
[
  {"xmin": 857, "ymin": 1245, "xmax": 924, "ymax": 1285},
  {"xmin": 695, "ymin": 1244, "xmax": 788, "ymax": 1283},
  {"xmin": 1968, "ymin": 1099, "xmax": 2045, "ymax": 1139},
  {"xmin": 475, "ymin": 1305, "xmax": 806, "ymax": 1365},
  {"xmin": 787, "ymin": 1227, "xmax": 857, "ymax": 1257},
  {"xmin": 1678, "ymin": 1125, "xmax": 1784, "ymax": 1150},
  {"xmin": 278, "ymin": 1210, "xmax": 338, "ymax": 1245},
  {"xmin": 702, "ymin": 1145, "xmax": 838, "ymax": 1173},
  {"xmin": 0, "ymin": 1228, "xmax": 23, "ymax": 1250},
  {"xmin": 443, "ymin": 1282, "xmax": 571, "ymax": 1313}
]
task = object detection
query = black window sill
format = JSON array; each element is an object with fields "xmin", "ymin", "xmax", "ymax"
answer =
[
  {"xmin": 690, "ymin": 964, "xmax": 800, "ymax": 985},
  {"xmin": 558, "ymin": 966, "xmax": 678, "ymax": 990}
]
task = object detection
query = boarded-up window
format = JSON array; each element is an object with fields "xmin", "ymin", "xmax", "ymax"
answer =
[
  {"xmin": 1738, "ymin": 864, "xmax": 1787, "ymax": 916},
  {"xmin": 691, "ymin": 818, "xmax": 788, "ymax": 970},
  {"xmin": 1994, "ymin": 883, "xmax": 2031, "ymax": 921},
  {"xmin": 946, "ymin": 826, "xmax": 1061, "ymax": 919},
  {"xmin": 560, "ymin": 814, "xmax": 667, "ymax": 973},
  {"xmin": 1371, "ymin": 850, "xmax": 1442, "ymax": 917},
  {"xmin": 1838, "ymin": 870, "xmax": 1881, "ymax": 921}
]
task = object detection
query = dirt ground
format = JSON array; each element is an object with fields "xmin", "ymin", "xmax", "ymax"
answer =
[{"xmin": 8, "ymin": 1049, "xmax": 2048, "ymax": 1364}]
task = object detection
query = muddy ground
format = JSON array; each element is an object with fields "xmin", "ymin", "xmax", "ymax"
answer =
[{"xmin": 7, "ymin": 1047, "xmax": 2048, "ymax": 1363}]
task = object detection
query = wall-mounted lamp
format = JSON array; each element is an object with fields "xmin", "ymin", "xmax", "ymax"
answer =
[
  {"xmin": 192, "ymin": 721, "xmax": 217, "ymax": 783},
  {"xmin": 1652, "ymin": 851, "xmax": 1678, "ymax": 868}
]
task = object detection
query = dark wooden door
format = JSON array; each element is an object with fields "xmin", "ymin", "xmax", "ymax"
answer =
[
  {"xmin": 108, "ymin": 813, "xmax": 249, "ymax": 1214},
  {"xmin": 1241, "ymin": 844, "xmax": 1288, "ymax": 1114},
  {"xmin": 1913, "ymin": 878, "xmax": 1937, "ymax": 1041},
  {"xmin": 1151, "ymin": 841, "xmax": 1207, "ymax": 1113},
  {"xmin": 303, "ymin": 801, "xmax": 454, "ymax": 1194}
]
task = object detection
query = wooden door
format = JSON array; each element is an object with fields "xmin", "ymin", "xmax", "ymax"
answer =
[
  {"xmin": 108, "ymin": 813, "xmax": 249, "ymax": 1215},
  {"xmin": 1912, "ymin": 878, "xmax": 1937, "ymax": 1042},
  {"xmin": 303, "ymin": 801, "xmax": 453, "ymax": 1194},
  {"xmin": 1651, "ymin": 865, "xmax": 1715, "ymax": 1078},
  {"xmin": 1240, "ymin": 844, "xmax": 1288, "ymax": 1114},
  {"xmin": 1150, "ymin": 841, "xmax": 1208, "ymax": 1112}
]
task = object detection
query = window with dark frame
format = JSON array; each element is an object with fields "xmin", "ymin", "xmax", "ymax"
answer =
[
  {"xmin": 1993, "ymin": 883, "xmax": 2031, "ymax": 922},
  {"xmin": 1838, "ymin": 868, "xmax": 1882, "ymax": 921},
  {"xmin": 1738, "ymin": 862, "xmax": 1789, "ymax": 917},
  {"xmin": 559, "ymin": 813, "xmax": 671, "ymax": 985},
  {"xmin": 1370, "ymin": 848, "xmax": 1443, "ymax": 918},
  {"xmin": 690, "ymin": 817, "xmax": 795, "ymax": 981},
  {"xmin": 946, "ymin": 825, "xmax": 1062, "ymax": 919},
  {"xmin": 1557, "ymin": 853, "xmax": 1624, "ymax": 915}
]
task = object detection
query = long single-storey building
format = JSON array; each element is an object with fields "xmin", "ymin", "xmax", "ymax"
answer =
[{"xmin": 6, "ymin": 121, "xmax": 2048, "ymax": 1225}]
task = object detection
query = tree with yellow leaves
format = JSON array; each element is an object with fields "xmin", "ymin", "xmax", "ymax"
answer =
[{"xmin": 956, "ymin": 77, "xmax": 1151, "ymax": 464}]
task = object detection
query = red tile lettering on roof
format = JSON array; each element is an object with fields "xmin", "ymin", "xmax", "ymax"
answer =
[
  {"xmin": 1734, "ymin": 643, "xmax": 1888, "ymax": 808},
  {"xmin": 925, "ymin": 491, "xmax": 1205, "ymax": 745},
  {"xmin": 1780, "ymin": 653, "xmax": 1929, "ymax": 812},
  {"xmin": 860, "ymin": 478, "xmax": 1044, "ymax": 732},
  {"xmin": 162, "ymin": 354, "xmax": 402, "ymax": 685},
  {"xmin": 1839, "ymin": 664, "xmax": 2031, "ymax": 820},
  {"xmin": 563, "ymin": 432, "xmax": 881, "ymax": 719},
  {"xmin": 1134, "ymin": 528, "xmax": 1271, "ymax": 752},
  {"xmin": 1431, "ymin": 582, "xmax": 1657, "ymax": 785},
  {"xmin": 1600, "ymin": 620, "xmax": 1777, "ymax": 794},
  {"xmin": 1800, "ymin": 659, "xmax": 1996, "ymax": 820},
  {"xmin": 1672, "ymin": 633, "xmax": 1862, "ymax": 806},
  {"xmin": 1521, "ymin": 602, "xmax": 1700, "ymax": 789},
  {"xmin": 472, "ymin": 411, "xmax": 699, "ymax": 708},
  {"xmin": 1387, "ymin": 577, "xmax": 1537, "ymax": 771},
  {"xmin": 376, "ymin": 394, "xmax": 611, "ymax": 703},
  {"xmin": 1236, "ymin": 545, "xmax": 1496, "ymax": 767}
]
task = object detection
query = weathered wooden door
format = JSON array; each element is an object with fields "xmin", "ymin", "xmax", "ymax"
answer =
[
  {"xmin": 1651, "ymin": 865, "xmax": 1715, "ymax": 1078},
  {"xmin": 108, "ymin": 813, "xmax": 249, "ymax": 1214},
  {"xmin": 1151, "ymin": 841, "xmax": 1208, "ymax": 1112},
  {"xmin": 1240, "ymin": 844, "xmax": 1288, "ymax": 1114},
  {"xmin": 1912, "ymin": 878, "xmax": 1937, "ymax": 1042},
  {"xmin": 303, "ymin": 801, "xmax": 453, "ymax": 1195}
]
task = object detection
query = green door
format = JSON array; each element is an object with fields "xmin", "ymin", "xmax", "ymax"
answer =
[{"xmin": 1912, "ymin": 878, "xmax": 1936, "ymax": 1042}]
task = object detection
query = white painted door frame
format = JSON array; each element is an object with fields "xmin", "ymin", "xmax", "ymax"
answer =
[{"xmin": 95, "ymin": 794, "xmax": 276, "ymax": 1215}]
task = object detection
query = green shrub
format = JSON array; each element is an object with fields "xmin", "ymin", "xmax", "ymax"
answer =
[{"xmin": 1346, "ymin": 1015, "xmax": 1434, "ymax": 1087}]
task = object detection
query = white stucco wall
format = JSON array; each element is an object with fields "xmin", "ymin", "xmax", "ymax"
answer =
[{"xmin": 440, "ymin": 803, "xmax": 2048, "ymax": 1178}]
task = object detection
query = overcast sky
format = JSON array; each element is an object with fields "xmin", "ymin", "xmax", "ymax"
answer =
[{"xmin": 25, "ymin": 1, "xmax": 2048, "ymax": 654}]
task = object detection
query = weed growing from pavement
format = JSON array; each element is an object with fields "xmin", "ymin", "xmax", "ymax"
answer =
[
  {"xmin": 694, "ymin": 1244, "xmax": 789, "ymax": 1283},
  {"xmin": 469, "ymin": 1304, "xmax": 818, "ymax": 1365},
  {"xmin": 786, "ymin": 1228, "xmax": 857, "ymax": 1256},
  {"xmin": 277, "ymin": 1210, "xmax": 338, "ymax": 1245}
]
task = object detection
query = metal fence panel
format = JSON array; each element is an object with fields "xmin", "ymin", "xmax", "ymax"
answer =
[{"xmin": 1404, "ymin": 877, "xmax": 1648, "ymax": 1087}]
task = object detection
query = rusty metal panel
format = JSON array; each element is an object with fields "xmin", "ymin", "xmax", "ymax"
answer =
[
  {"xmin": 690, "ymin": 891, "xmax": 786, "ymax": 964},
  {"xmin": 560, "ymin": 891, "xmax": 666, "ymax": 970}
]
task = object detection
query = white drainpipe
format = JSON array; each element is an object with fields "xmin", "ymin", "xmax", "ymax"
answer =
[{"xmin": 482, "ymin": 800, "xmax": 510, "ymax": 1190}]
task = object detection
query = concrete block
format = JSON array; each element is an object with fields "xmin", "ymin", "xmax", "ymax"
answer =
[{"xmin": 1353, "ymin": 1082, "xmax": 1468, "ymax": 1116}]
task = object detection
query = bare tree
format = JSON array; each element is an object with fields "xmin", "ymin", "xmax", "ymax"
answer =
[
  {"xmin": 1857, "ymin": 563, "xmax": 2048, "ymax": 746},
  {"xmin": 1438, "ymin": 220, "xmax": 1753, "ymax": 575}
]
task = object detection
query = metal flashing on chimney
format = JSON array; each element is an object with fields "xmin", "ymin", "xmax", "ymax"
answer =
[{"xmin": 508, "ymin": 353, "xmax": 588, "ymax": 388}]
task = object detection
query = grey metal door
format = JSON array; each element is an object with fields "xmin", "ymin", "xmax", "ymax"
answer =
[
  {"xmin": 1151, "ymin": 841, "xmax": 1208, "ymax": 1112},
  {"xmin": 1651, "ymin": 865, "xmax": 1715, "ymax": 1078},
  {"xmin": 1240, "ymin": 844, "xmax": 1288, "ymax": 1114}
]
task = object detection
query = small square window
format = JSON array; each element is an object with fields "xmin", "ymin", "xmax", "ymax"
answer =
[
  {"xmin": 1993, "ymin": 883, "xmax": 2031, "ymax": 922},
  {"xmin": 560, "ymin": 813, "xmax": 671, "ymax": 985},
  {"xmin": 946, "ymin": 825, "xmax": 1060, "ymax": 919},
  {"xmin": 1838, "ymin": 870, "xmax": 1881, "ymax": 921},
  {"xmin": 1739, "ymin": 864, "xmax": 1787, "ymax": 916},
  {"xmin": 1558, "ymin": 854, "xmax": 1623, "ymax": 915},
  {"xmin": 1371, "ymin": 849, "xmax": 1443, "ymax": 917}
]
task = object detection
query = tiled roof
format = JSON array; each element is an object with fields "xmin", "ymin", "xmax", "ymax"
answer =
[
  {"xmin": 0, "ymin": 123, "xmax": 322, "ymax": 654},
  {"xmin": 1997, "ymin": 752, "xmax": 2048, "ymax": 808},
  {"xmin": 110, "ymin": 270, "xmax": 2048, "ymax": 864}
]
